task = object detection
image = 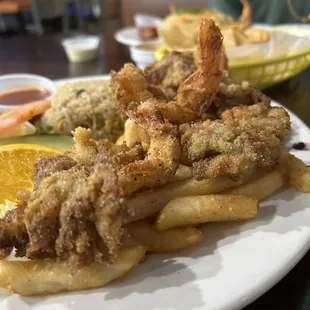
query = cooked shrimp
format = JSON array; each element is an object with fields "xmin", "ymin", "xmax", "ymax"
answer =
[
  {"xmin": 112, "ymin": 18, "xmax": 223, "ymax": 125},
  {"xmin": 117, "ymin": 100, "xmax": 181, "ymax": 196},
  {"xmin": 69, "ymin": 126, "xmax": 177, "ymax": 197},
  {"xmin": 177, "ymin": 17, "xmax": 223, "ymax": 115},
  {"xmin": 237, "ymin": 0, "xmax": 252, "ymax": 26},
  {"xmin": 111, "ymin": 70, "xmax": 181, "ymax": 195},
  {"xmin": 110, "ymin": 18, "xmax": 224, "ymax": 195},
  {"xmin": 0, "ymin": 100, "xmax": 51, "ymax": 133}
]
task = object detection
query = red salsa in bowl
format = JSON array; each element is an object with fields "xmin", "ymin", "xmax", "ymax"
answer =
[
  {"xmin": 0, "ymin": 88, "xmax": 52, "ymax": 106},
  {"xmin": 0, "ymin": 74, "xmax": 55, "ymax": 113}
]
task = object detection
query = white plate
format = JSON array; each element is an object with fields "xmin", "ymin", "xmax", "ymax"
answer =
[
  {"xmin": 1, "ymin": 75, "xmax": 310, "ymax": 310},
  {"xmin": 114, "ymin": 26, "xmax": 162, "ymax": 46}
]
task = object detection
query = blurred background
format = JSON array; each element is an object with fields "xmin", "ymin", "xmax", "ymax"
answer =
[
  {"xmin": 0, "ymin": 0, "xmax": 309, "ymax": 36},
  {"xmin": 0, "ymin": 0, "xmax": 212, "ymax": 35},
  {"xmin": 0, "ymin": 0, "xmax": 120, "ymax": 35},
  {"xmin": 0, "ymin": 2, "xmax": 309, "ymax": 310}
]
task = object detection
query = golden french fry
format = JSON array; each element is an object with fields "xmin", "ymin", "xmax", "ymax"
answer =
[
  {"xmin": 234, "ymin": 29, "xmax": 251, "ymax": 45},
  {"xmin": 222, "ymin": 28, "xmax": 238, "ymax": 48},
  {"xmin": 244, "ymin": 28, "xmax": 270, "ymax": 44},
  {"xmin": 126, "ymin": 220, "xmax": 201, "ymax": 253},
  {"xmin": 124, "ymin": 119, "xmax": 150, "ymax": 149},
  {"xmin": 0, "ymin": 246, "xmax": 147, "ymax": 296},
  {"xmin": 155, "ymin": 194, "xmax": 258, "ymax": 231},
  {"xmin": 280, "ymin": 152, "xmax": 310, "ymax": 192},
  {"xmin": 223, "ymin": 169, "xmax": 285, "ymax": 201},
  {"xmin": 127, "ymin": 176, "xmax": 243, "ymax": 223},
  {"xmin": 116, "ymin": 134, "xmax": 125, "ymax": 145},
  {"xmin": 158, "ymin": 17, "xmax": 198, "ymax": 52},
  {"xmin": 171, "ymin": 164, "xmax": 193, "ymax": 182}
]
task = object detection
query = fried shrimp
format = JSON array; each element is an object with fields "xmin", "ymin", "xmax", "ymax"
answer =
[
  {"xmin": 70, "ymin": 126, "xmax": 179, "ymax": 197},
  {"xmin": 177, "ymin": 17, "xmax": 223, "ymax": 115},
  {"xmin": 109, "ymin": 18, "xmax": 223, "ymax": 194},
  {"xmin": 110, "ymin": 67, "xmax": 181, "ymax": 194},
  {"xmin": 117, "ymin": 101, "xmax": 181, "ymax": 196},
  {"xmin": 144, "ymin": 51, "xmax": 196, "ymax": 100},
  {"xmin": 111, "ymin": 17, "xmax": 223, "ymax": 125},
  {"xmin": 237, "ymin": 0, "xmax": 252, "ymax": 26}
]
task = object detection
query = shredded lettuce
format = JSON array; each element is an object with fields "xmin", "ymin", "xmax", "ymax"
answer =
[{"xmin": 0, "ymin": 200, "xmax": 17, "ymax": 218}]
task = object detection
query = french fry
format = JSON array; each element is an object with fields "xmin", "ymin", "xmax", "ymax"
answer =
[
  {"xmin": 245, "ymin": 28, "xmax": 270, "ymax": 44},
  {"xmin": 155, "ymin": 195, "xmax": 258, "ymax": 231},
  {"xmin": 171, "ymin": 164, "xmax": 193, "ymax": 182},
  {"xmin": 0, "ymin": 246, "xmax": 147, "ymax": 296},
  {"xmin": 280, "ymin": 152, "xmax": 310, "ymax": 192},
  {"xmin": 223, "ymin": 169, "xmax": 285, "ymax": 201},
  {"xmin": 124, "ymin": 119, "xmax": 150, "ymax": 149},
  {"xmin": 127, "ymin": 176, "xmax": 243, "ymax": 223},
  {"xmin": 126, "ymin": 220, "xmax": 201, "ymax": 253},
  {"xmin": 116, "ymin": 134, "xmax": 125, "ymax": 145},
  {"xmin": 222, "ymin": 28, "xmax": 238, "ymax": 48}
]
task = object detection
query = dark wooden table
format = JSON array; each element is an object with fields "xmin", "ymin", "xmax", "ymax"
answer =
[
  {"xmin": 0, "ymin": 32, "xmax": 130, "ymax": 79},
  {"xmin": 0, "ymin": 31, "xmax": 310, "ymax": 310}
]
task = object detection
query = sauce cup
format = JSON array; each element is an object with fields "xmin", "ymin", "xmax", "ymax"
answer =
[
  {"xmin": 61, "ymin": 36, "xmax": 101, "ymax": 63},
  {"xmin": 0, "ymin": 74, "xmax": 56, "ymax": 113},
  {"xmin": 129, "ymin": 43, "xmax": 160, "ymax": 69}
]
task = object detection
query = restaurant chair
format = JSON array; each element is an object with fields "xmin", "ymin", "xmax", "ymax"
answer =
[
  {"xmin": 71, "ymin": 0, "xmax": 120, "ymax": 32},
  {"xmin": 0, "ymin": 0, "xmax": 30, "ymax": 33},
  {"xmin": 0, "ymin": 0, "xmax": 69, "ymax": 35},
  {"xmin": 30, "ymin": 0, "xmax": 69, "ymax": 35}
]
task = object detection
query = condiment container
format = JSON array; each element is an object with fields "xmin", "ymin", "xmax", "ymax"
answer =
[{"xmin": 61, "ymin": 35, "xmax": 101, "ymax": 63}]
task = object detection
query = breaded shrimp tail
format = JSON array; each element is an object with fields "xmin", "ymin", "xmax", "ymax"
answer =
[
  {"xmin": 177, "ymin": 17, "xmax": 223, "ymax": 114},
  {"xmin": 112, "ymin": 18, "xmax": 223, "ymax": 124}
]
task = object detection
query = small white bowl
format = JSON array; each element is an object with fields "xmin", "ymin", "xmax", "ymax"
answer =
[
  {"xmin": 0, "ymin": 74, "xmax": 56, "ymax": 113},
  {"xmin": 134, "ymin": 14, "xmax": 162, "ymax": 28},
  {"xmin": 62, "ymin": 35, "xmax": 100, "ymax": 63},
  {"xmin": 129, "ymin": 43, "xmax": 158, "ymax": 69}
]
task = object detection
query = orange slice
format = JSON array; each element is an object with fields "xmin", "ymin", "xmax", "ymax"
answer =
[{"xmin": 0, "ymin": 144, "xmax": 62, "ymax": 204}]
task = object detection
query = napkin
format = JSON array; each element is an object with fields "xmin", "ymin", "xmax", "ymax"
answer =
[{"xmin": 227, "ymin": 31, "xmax": 310, "ymax": 61}]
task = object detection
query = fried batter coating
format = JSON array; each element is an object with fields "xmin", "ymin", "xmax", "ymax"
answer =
[
  {"xmin": 33, "ymin": 155, "xmax": 77, "ymax": 189},
  {"xmin": 70, "ymin": 126, "xmax": 178, "ymax": 197},
  {"xmin": 144, "ymin": 51, "xmax": 196, "ymax": 100},
  {"xmin": 180, "ymin": 102, "xmax": 290, "ymax": 180},
  {"xmin": 215, "ymin": 71, "xmax": 270, "ymax": 114},
  {"xmin": 144, "ymin": 52, "xmax": 268, "ymax": 114},
  {"xmin": 0, "ymin": 198, "xmax": 28, "ymax": 258},
  {"xmin": 118, "ymin": 101, "xmax": 180, "ymax": 196},
  {"xmin": 109, "ymin": 20, "xmax": 223, "ymax": 196},
  {"xmin": 0, "ymin": 154, "xmax": 127, "ymax": 269},
  {"xmin": 177, "ymin": 18, "xmax": 223, "ymax": 114},
  {"xmin": 112, "ymin": 18, "xmax": 223, "ymax": 124}
]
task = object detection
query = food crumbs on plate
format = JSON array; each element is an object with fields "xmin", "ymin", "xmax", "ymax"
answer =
[{"xmin": 292, "ymin": 142, "xmax": 306, "ymax": 150}]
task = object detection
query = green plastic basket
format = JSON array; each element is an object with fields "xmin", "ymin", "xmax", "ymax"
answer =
[
  {"xmin": 229, "ymin": 47, "xmax": 310, "ymax": 89},
  {"xmin": 155, "ymin": 45, "xmax": 310, "ymax": 89}
]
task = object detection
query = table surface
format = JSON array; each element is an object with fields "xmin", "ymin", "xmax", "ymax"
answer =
[{"xmin": 1, "ymin": 31, "xmax": 310, "ymax": 310}]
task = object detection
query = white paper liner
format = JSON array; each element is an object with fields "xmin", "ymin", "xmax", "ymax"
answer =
[{"xmin": 227, "ymin": 30, "xmax": 310, "ymax": 61}]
